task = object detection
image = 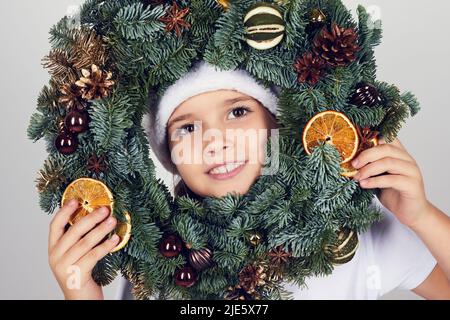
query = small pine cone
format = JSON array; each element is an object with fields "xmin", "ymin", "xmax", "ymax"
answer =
[
  {"xmin": 294, "ymin": 52, "xmax": 327, "ymax": 85},
  {"xmin": 238, "ymin": 264, "xmax": 267, "ymax": 294},
  {"xmin": 75, "ymin": 64, "xmax": 115, "ymax": 100},
  {"xmin": 59, "ymin": 83, "xmax": 86, "ymax": 110},
  {"xmin": 349, "ymin": 82, "xmax": 382, "ymax": 108},
  {"xmin": 224, "ymin": 285, "xmax": 253, "ymax": 300},
  {"xmin": 313, "ymin": 22, "xmax": 359, "ymax": 68}
]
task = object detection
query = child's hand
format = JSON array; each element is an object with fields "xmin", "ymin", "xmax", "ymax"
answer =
[
  {"xmin": 351, "ymin": 137, "xmax": 430, "ymax": 229},
  {"xmin": 48, "ymin": 199, "xmax": 119, "ymax": 300}
]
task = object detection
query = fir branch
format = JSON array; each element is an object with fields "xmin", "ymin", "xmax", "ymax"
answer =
[
  {"xmin": 70, "ymin": 28, "xmax": 108, "ymax": 69},
  {"xmin": 114, "ymin": 2, "xmax": 166, "ymax": 40},
  {"xmin": 380, "ymin": 101, "xmax": 410, "ymax": 142},
  {"xmin": 346, "ymin": 105, "xmax": 387, "ymax": 128},
  {"xmin": 314, "ymin": 179, "xmax": 358, "ymax": 213},
  {"xmin": 172, "ymin": 213, "xmax": 207, "ymax": 249},
  {"xmin": 88, "ymin": 95, "xmax": 133, "ymax": 152},
  {"xmin": 305, "ymin": 142, "xmax": 342, "ymax": 187},
  {"xmin": 245, "ymin": 49, "xmax": 298, "ymax": 89},
  {"xmin": 36, "ymin": 83, "xmax": 61, "ymax": 113},
  {"xmin": 177, "ymin": 196, "xmax": 205, "ymax": 219},
  {"xmin": 203, "ymin": 2, "xmax": 247, "ymax": 69},
  {"xmin": 145, "ymin": 36, "xmax": 198, "ymax": 85},
  {"xmin": 27, "ymin": 112, "xmax": 53, "ymax": 142},
  {"xmin": 214, "ymin": 241, "xmax": 248, "ymax": 271},
  {"xmin": 92, "ymin": 251, "xmax": 122, "ymax": 286},
  {"xmin": 42, "ymin": 49, "xmax": 78, "ymax": 85},
  {"xmin": 401, "ymin": 91, "xmax": 421, "ymax": 117},
  {"xmin": 125, "ymin": 220, "xmax": 162, "ymax": 262},
  {"xmin": 281, "ymin": 0, "xmax": 308, "ymax": 51}
]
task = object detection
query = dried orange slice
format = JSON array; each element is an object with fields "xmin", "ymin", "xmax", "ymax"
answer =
[
  {"xmin": 61, "ymin": 178, "xmax": 114, "ymax": 225},
  {"xmin": 341, "ymin": 134, "xmax": 379, "ymax": 178},
  {"xmin": 303, "ymin": 110, "xmax": 359, "ymax": 164},
  {"xmin": 111, "ymin": 211, "xmax": 131, "ymax": 253}
]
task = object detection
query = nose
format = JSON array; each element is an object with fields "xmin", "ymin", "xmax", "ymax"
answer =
[
  {"xmin": 204, "ymin": 130, "xmax": 234, "ymax": 161},
  {"xmin": 205, "ymin": 136, "xmax": 232, "ymax": 157}
]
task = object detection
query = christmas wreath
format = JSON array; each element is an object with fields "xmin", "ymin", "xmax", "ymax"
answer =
[{"xmin": 28, "ymin": 0, "xmax": 420, "ymax": 300}]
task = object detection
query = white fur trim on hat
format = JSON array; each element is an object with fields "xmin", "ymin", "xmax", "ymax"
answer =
[{"xmin": 146, "ymin": 60, "xmax": 280, "ymax": 173}]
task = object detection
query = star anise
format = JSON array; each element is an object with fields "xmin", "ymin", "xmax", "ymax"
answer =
[
  {"xmin": 267, "ymin": 246, "xmax": 291, "ymax": 265},
  {"xmin": 357, "ymin": 127, "xmax": 380, "ymax": 151},
  {"xmin": 87, "ymin": 154, "xmax": 108, "ymax": 176},
  {"xmin": 159, "ymin": 1, "xmax": 191, "ymax": 37}
]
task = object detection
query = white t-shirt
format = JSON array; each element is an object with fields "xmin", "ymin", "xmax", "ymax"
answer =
[{"xmin": 115, "ymin": 198, "xmax": 436, "ymax": 300}]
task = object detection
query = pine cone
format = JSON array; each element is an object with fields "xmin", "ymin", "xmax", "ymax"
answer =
[
  {"xmin": 35, "ymin": 159, "xmax": 66, "ymax": 193},
  {"xmin": 349, "ymin": 82, "xmax": 381, "ymax": 107},
  {"xmin": 313, "ymin": 22, "xmax": 359, "ymax": 68},
  {"xmin": 294, "ymin": 52, "xmax": 327, "ymax": 85},
  {"xmin": 238, "ymin": 263, "xmax": 267, "ymax": 294},
  {"xmin": 75, "ymin": 64, "xmax": 115, "ymax": 100},
  {"xmin": 224, "ymin": 285, "xmax": 254, "ymax": 300},
  {"xmin": 59, "ymin": 83, "xmax": 86, "ymax": 110}
]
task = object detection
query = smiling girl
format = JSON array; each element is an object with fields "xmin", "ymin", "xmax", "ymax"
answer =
[{"xmin": 48, "ymin": 61, "xmax": 450, "ymax": 300}]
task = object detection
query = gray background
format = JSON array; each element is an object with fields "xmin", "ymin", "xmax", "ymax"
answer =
[{"xmin": 1, "ymin": 0, "xmax": 449, "ymax": 300}]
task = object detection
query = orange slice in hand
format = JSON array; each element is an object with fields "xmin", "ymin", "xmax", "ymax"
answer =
[
  {"xmin": 61, "ymin": 178, "xmax": 114, "ymax": 225},
  {"xmin": 303, "ymin": 110, "xmax": 360, "ymax": 164},
  {"xmin": 111, "ymin": 211, "xmax": 132, "ymax": 253}
]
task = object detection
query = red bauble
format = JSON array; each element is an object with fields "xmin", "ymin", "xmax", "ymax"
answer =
[
  {"xmin": 55, "ymin": 131, "xmax": 78, "ymax": 155},
  {"xmin": 159, "ymin": 234, "xmax": 183, "ymax": 258},
  {"xmin": 174, "ymin": 266, "xmax": 197, "ymax": 288},
  {"xmin": 65, "ymin": 110, "xmax": 89, "ymax": 134}
]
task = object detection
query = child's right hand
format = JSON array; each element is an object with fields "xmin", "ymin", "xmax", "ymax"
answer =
[{"xmin": 48, "ymin": 199, "xmax": 119, "ymax": 300}]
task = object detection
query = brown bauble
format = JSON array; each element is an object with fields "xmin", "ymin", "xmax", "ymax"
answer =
[
  {"xmin": 55, "ymin": 131, "xmax": 78, "ymax": 155},
  {"xmin": 65, "ymin": 110, "xmax": 89, "ymax": 134},
  {"xmin": 159, "ymin": 234, "xmax": 183, "ymax": 258},
  {"xmin": 174, "ymin": 265, "xmax": 197, "ymax": 288}
]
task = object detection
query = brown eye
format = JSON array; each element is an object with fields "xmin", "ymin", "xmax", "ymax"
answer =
[
  {"xmin": 183, "ymin": 124, "xmax": 195, "ymax": 132},
  {"xmin": 176, "ymin": 123, "xmax": 197, "ymax": 136},
  {"xmin": 229, "ymin": 106, "xmax": 250, "ymax": 119}
]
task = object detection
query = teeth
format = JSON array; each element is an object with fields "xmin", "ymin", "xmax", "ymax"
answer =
[{"xmin": 209, "ymin": 162, "xmax": 245, "ymax": 175}]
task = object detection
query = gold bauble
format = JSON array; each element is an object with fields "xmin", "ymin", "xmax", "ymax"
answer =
[
  {"xmin": 248, "ymin": 232, "xmax": 263, "ymax": 246},
  {"xmin": 310, "ymin": 8, "xmax": 327, "ymax": 26},
  {"xmin": 215, "ymin": 0, "xmax": 230, "ymax": 10}
]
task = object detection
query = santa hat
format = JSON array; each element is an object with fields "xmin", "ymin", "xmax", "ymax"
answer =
[{"xmin": 146, "ymin": 60, "xmax": 280, "ymax": 173}]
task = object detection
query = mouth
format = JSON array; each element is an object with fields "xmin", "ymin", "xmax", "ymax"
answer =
[{"xmin": 206, "ymin": 160, "xmax": 248, "ymax": 181}]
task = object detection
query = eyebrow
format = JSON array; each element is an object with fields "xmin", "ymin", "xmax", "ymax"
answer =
[
  {"xmin": 167, "ymin": 96, "xmax": 254, "ymax": 129},
  {"xmin": 167, "ymin": 113, "xmax": 193, "ymax": 129},
  {"xmin": 223, "ymin": 96, "xmax": 254, "ymax": 106}
]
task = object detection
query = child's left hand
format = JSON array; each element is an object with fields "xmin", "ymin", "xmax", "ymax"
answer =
[{"xmin": 351, "ymin": 137, "xmax": 430, "ymax": 229}]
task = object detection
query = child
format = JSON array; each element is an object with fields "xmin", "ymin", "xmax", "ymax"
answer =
[{"xmin": 48, "ymin": 61, "xmax": 450, "ymax": 300}]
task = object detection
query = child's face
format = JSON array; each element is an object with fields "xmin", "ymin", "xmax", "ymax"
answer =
[{"xmin": 167, "ymin": 89, "xmax": 278, "ymax": 198}]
